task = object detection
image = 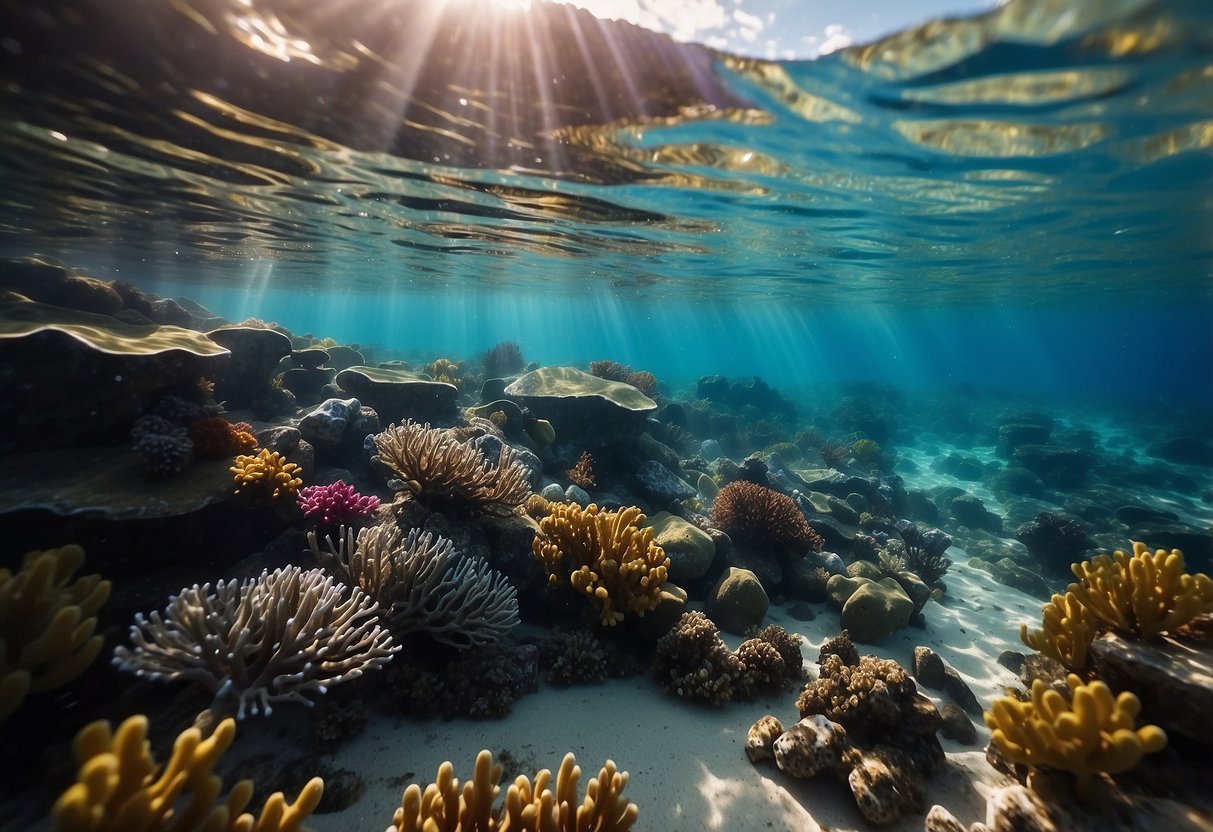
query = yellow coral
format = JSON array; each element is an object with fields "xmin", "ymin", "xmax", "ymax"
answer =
[
  {"xmin": 51, "ymin": 715, "xmax": 323, "ymax": 831},
  {"xmin": 231, "ymin": 448, "xmax": 303, "ymax": 499},
  {"xmin": 0, "ymin": 544, "xmax": 110, "ymax": 720},
  {"xmin": 533, "ymin": 503, "xmax": 670, "ymax": 627},
  {"xmin": 425, "ymin": 357, "xmax": 463, "ymax": 386},
  {"xmin": 389, "ymin": 749, "xmax": 637, "ymax": 832},
  {"xmin": 1068, "ymin": 541, "xmax": 1213, "ymax": 637},
  {"xmin": 984, "ymin": 674, "xmax": 1166, "ymax": 799},
  {"xmin": 1020, "ymin": 591, "xmax": 1098, "ymax": 671}
]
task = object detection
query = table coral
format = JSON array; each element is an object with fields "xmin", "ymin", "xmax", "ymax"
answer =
[
  {"xmin": 112, "ymin": 566, "xmax": 397, "ymax": 729},
  {"xmin": 388, "ymin": 748, "xmax": 637, "ymax": 832},
  {"xmin": 231, "ymin": 448, "xmax": 303, "ymax": 499},
  {"xmin": 984, "ymin": 673, "xmax": 1167, "ymax": 798},
  {"xmin": 533, "ymin": 502, "xmax": 670, "ymax": 626},
  {"xmin": 0, "ymin": 544, "xmax": 110, "ymax": 720},
  {"xmin": 50, "ymin": 714, "xmax": 323, "ymax": 832},
  {"xmin": 1067, "ymin": 541, "xmax": 1213, "ymax": 637}
]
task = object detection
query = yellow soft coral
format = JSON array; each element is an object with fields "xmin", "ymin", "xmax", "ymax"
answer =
[
  {"xmin": 51, "ymin": 715, "xmax": 323, "ymax": 832},
  {"xmin": 231, "ymin": 448, "xmax": 303, "ymax": 499},
  {"xmin": 1020, "ymin": 591, "xmax": 1098, "ymax": 671},
  {"xmin": 533, "ymin": 503, "xmax": 670, "ymax": 626},
  {"xmin": 388, "ymin": 749, "xmax": 637, "ymax": 832},
  {"xmin": 1068, "ymin": 541, "xmax": 1213, "ymax": 637},
  {"xmin": 984, "ymin": 674, "xmax": 1166, "ymax": 799},
  {"xmin": 0, "ymin": 544, "xmax": 110, "ymax": 720}
]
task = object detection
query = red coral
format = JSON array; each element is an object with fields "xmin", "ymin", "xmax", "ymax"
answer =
[
  {"xmin": 711, "ymin": 481, "xmax": 823, "ymax": 554},
  {"xmin": 188, "ymin": 417, "xmax": 257, "ymax": 459},
  {"xmin": 297, "ymin": 480, "xmax": 381, "ymax": 527}
]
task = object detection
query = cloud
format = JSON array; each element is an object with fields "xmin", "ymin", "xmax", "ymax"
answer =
[
  {"xmin": 802, "ymin": 22, "xmax": 852, "ymax": 57},
  {"xmin": 553, "ymin": 0, "xmax": 729, "ymax": 42}
]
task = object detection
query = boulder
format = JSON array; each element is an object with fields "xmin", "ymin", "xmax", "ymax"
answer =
[
  {"xmin": 634, "ymin": 460, "xmax": 696, "ymax": 506},
  {"xmin": 335, "ymin": 365, "xmax": 458, "ymax": 424},
  {"xmin": 504, "ymin": 366, "xmax": 656, "ymax": 449},
  {"xmin": 840, "ymin": 578, "xmax": 914, "ymax": 643},
  {"xmin": 207, "ymin": 325, "xmax": 293, "ymax": 409},
  {"xmin": 706, "ymin": 567, "xmax": 768, "ymax": 635},
  {"xmin": 648, "ymin": 512, "xmax": 716, "ymax": 583}
]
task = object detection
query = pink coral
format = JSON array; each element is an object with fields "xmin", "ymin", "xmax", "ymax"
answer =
[{"xmin": 297, "ymin": 480, "xmax": 380, "ymax": 526}]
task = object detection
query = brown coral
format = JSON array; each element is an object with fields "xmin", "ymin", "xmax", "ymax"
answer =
[
  {"xmin": 187, "ymin": 416, "xmax": 257, "ymax": 459},
  {"xmin": 371, "ymin": 420, "xmax": 532, "ymax": 516},
  {"xmin": 652, "ymin": 611, "xmax": 741, "ymax": 705},
  {"xmin": 711, "ymin": 481, "xmax": 823, "ymax": 555},
  {"xmin": 567, "ymin": 451, "xmax": 597, "ymax": 490},
  {"xmin": 533, "ymin": 503, "xmax": 670, "ymax": 626}
]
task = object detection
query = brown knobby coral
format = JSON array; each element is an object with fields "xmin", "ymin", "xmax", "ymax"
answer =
[
  {"xmin": 711, "ymin": 480, "xmax": 823, "ymax": 555},
  {"xmin": 533, "ymin": 503, "xmax": 670, "ymax": 626},
  {"xmin": 371, "ymin": 420, "xmax": 532, "ymax": 515}
]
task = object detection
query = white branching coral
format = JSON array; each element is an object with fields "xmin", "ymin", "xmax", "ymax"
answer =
[
  {"xmin": 309, "ymin": 524, "xmax": 520, "ymax": 648},
  {"xmin": 112, "ymin": 566, "xmax": 398, "ymax": 729}
]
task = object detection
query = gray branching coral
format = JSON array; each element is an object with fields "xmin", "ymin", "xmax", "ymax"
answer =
[
  {"xmin": 112, "ymin": 566, "xmax": 398, "ymax": 729},
  {"xmin": 309, "ymin": 523, "xmax": 520, "ymax": 648},
  {"xmin": 371, "ymin": 420, "xmax": 532, "ymax": 515}
]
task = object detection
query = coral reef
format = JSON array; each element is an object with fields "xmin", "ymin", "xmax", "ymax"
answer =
[
  {"xmin": 984, "ymin": 674, "xmax": 1167, "ymax": 798},
  {"xmin": 424, "ymin": 357, "xmax": 464, "ymax": 386},
  {"xmin": 112, "ymin": 566, "xmax": 397, "ymax": 728},
  {"xmin": 297, "ymin": 480, "xmax": 381, "ymax": 527},
  {"xmin": 711, "ymin": 481, "xmax": 823, "ymax": 556},
  {"xmin": 384, "ymin": 643, "xmax": 539, "ymax": 718},
  {"xmin": 481, "ymin": 340, "xmax": 525, "ymax": 378},
  {"xmin": 387, "ymin": 748, "xmax": 637, "ymax": 832},
  {"xmin": 1068, "ymin": 541, "xmax": 1213, "ymax": 638},
  {"xmin": 371, "ymin": 420, "xmax": 532, "ymax": 515},
  {"xmin": 533, "ymin": 503, "xmax": 670, "ymax": 627},
  {"xmin": 0, "ymin": 544, "xmax": 110, "ymax": 720},
  {"xmin": 309, "ymin": 524, "xmax": 519, "ymax": 648},
  {"xmin": 187, "ymin": 416, "xmax": 257, "ymax": 459},
  {"xmin": 231, "ymin": 448, "xmax": 304, "ymax": 499},
  {"xmin": 50, "ymin": 714, "xmax": 323, "ymax": 831},
  {"xmin": 1020, "ymin": 591, "xmax": 1098, "ymax": 671}
]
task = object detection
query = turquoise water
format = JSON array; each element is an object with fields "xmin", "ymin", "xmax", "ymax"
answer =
[{"xmin": 1, "ymin": 0, "xmax": 1210, "ymax": 401}]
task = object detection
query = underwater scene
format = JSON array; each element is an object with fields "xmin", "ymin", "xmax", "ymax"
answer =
[{"xmin": 1, "ymin": 0, "xmax": 1212, "ymax": 828}]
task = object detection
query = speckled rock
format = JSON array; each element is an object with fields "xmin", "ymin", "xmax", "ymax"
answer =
[
  {"xmin": 745, "ymin": 714, "xmax": 785, "ymax": 763},
  {"xmin": 840, "ymin": 578, "xmax": 914, "ymax": 644},
  {"xmin": 649, "ymin": 511, "xmax": 716, "ymax": 583},
  {"xmin": 706, "ymin": 567, "xmax": 768, "ymax": 635},
  {"xmin": 299, "ymin": 397, "xmax": 360, "ymax": 450},
  {"xmin": 924, "ymin": 804, "xmax": 985, "ymax": 832},
  {"xmin": 772, "ymin": 715, "xmax": 848, "ymax": 778},
  {"xmin": 540, "ymin": 483, "xmax": 565, "ymax": 502},
  {"xmin": 634, "ymin": 460, "xmax": 696, "ymax": 505},
  {"xmin": 846, "ymin": 746, "xmax": 925, "ymax": 825}
]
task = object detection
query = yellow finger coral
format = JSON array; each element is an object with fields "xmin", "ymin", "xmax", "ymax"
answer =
[
  {"xmin": 0, "ymin": 544, "xmax": 110, "ymax": 721},
  {"xmin": 1068, "ymin": 541, "xmax": 1213, "ymax": 637},
  {"xmin": 1020, "ymin": 591, "xmax": 1098, "ymax": 671},
  {"xmin": 533, "ymin": 503, "xmax": 670, "ymax": 627},
  {"xmin": 231, "ymin": 448, "xmax": 304, "ymax": 499},
  {"xmin": 389, "ymin": 748, "xmax": 637, "ymax": 832},
  {"xmin": 51, "ymin": 715, "xmax": 323, "ymax": 832},
  {"xmin": 984, "ymin": 674, "xmax": 1166, "ymax": 799}
]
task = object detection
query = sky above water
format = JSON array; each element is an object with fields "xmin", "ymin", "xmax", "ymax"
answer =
[{"xmin": 544, "ymin": 0, "xmax": 1001, "ymax": 58}]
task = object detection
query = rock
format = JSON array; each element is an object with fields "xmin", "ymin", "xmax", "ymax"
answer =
[
  {"xmin": 840, "ymin": 578, "xmax": 914, "ymax": 644},
  {"xmin": 636, "ymin": 432, "xmax": 681, "ymax": 472},
  {"xmin": 699, "ymin": 439, "xmax": 724, "ymax": 460},
  {"xmin": 1015, "ymin": 511, "xmax": 1094, "ymax": 574},
  {"xmin": 1124, "ymin": 525, "xmax": 1213, "ymax": 571},
  {"xmin": 539, "ymin": 483, "xmax": 565, "ymax": 502},
  {"xmin": 942, "ymin": 666, "xmax": 982, "ymax": 715},
  {"xmin": 924, "ymin": 804, "xmax": 981, "ymax": 832},
  {"xmin": 847, "ymin": 746, "xmax": 925, "ymax": 825},
  {"xmin": 324, "ymin": 345, "xmax": 365, "ymax": 371},
  {"xmin": 279, "ymin": 366, "xmax": 335, "ymax": 404},
  {"xmin": 290, "ymin": 347, "xmax": 330, "ymax": 369},
  {"xmin": 939, "ymin": 703, "xmax": 977, "ymax": 745},
  {"xmin": 634, "ymin": 460, "xmax": 696, "ymax": 505},
  {"xmin": 826, "ymin": 574, "xmax": 867, "ymax": 608},
  {"xmin": 984, "ymin": 785, "xmax": 1054, "ymax": 832},
  {"xmin": 335, "ymin": 365, "xmax": 458, "ymax": 424},
  {"xmin": 466, "ymin": 399, "xmax": 527, "ymax": 440},
  {"xmin": 706, "ymin": 567, "xmax": 768, "ymax": 635},
  {"xmin": 935, "ymin": 453, "xmax": 985, "ymax": 481},
  {"xmin": 912, "ymin": 646, "xmax": 946, "ymax": 688},
  {"xmin": 997, "ymin": 650, "xmax": 1025, "ymax": 674},
  {"xmin": 949, "ymin": 494, "xmax": 1003, "ymax": 533},
  {"xmin": 745, "ymin": 715, "xmax": 785, "ymax": 764},
  {"xmin": 996, "ymin": 422, "xmax": 1052, "ymax": 459},
  {"xmin": 0, "ymin": 300, "xmax": 228, "ymax": 452},
  {"xmin": 632, "ymin": 582, "xmax": 688, "ymax": 642},
  {"xmin": 256, "ymin": 426, "xmax": 301, "ymax": 457},
  {"xmin": 564, "ymin": 484, "xmax": 591, "ymax": 504},
  {"xmin": 648, "ymin": 512, "xmax": 715, "ymax": 583},
  {"xmin": 772, "ymin": 715, "xmax": 848, "ymax": 778},
  {"xmin": 696, "ymin": 375, "xmax": 729, "ymax": 401},
  {"xmin": 1012, "ymin": 444, "xmax": 1097, "ymax": 489},
  {"xmin": 1089, "ymin": 630, "xmax": 1213, "ymax": 742},
  {"xmin": 298, "ymin": 397, "xmax": 360, "ymax": 450},
  {"xmin": 969, "ymin": 557, "xmax": 1052, "ymax": 600},
  {"xmin": 504, "ymin": 366, "xmax": 656, "ymax": 449},
  {"xmin": 207, "ymin": 325, "xmax": 293, "ymax": 409},
  {"xmin": 892, "ymin": 570, "xmax": 932, "ymax": 616},
  {"xmin": 988, "ymin": 466, "xmax": 1049, "ymax": 499}
]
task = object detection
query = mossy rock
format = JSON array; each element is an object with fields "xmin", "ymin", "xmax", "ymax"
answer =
[
  {"xmin": 840, "ymin": 578, "xmax": 914, "ymax": 644},
  {"xmin": 336, "ymin": 365, "xmax": 458, "ymax": 424},
  {"xmin": 504, "ymin": 367, "xmax": 657, "ymax": 450},
  {"xmin": 649, "ymin": 512, "xmax": 716, "ymax": 583}
]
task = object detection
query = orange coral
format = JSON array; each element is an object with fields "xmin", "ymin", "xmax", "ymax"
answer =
[
  {"xmin": 712, "ymin": 481, "xmax": 823, "ymax": 555},
  {"xmin": 231, "ymin": 449, "xmax": 303, "ymax": 499},
  {"xmin": 188, "ymin": 417, "xmax": 257, "ymax": 459}
]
